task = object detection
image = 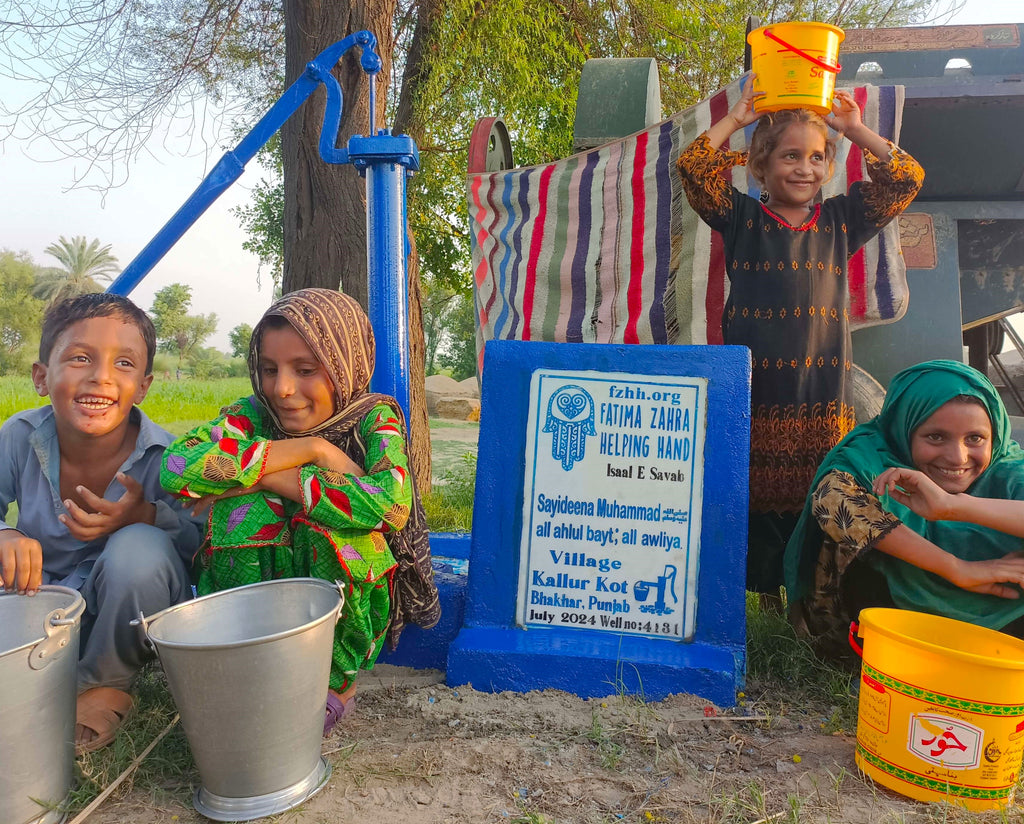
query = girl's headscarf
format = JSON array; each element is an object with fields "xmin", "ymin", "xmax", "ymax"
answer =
[
  {"xmin": 249, "ymin": 288, "xmax": 440, "ymax": 644},
  {"xmin": 784, "ymin": 360, "xmax": 1024, "ymax": 627},
  {"xmin": 250, "ymin": 287, "xmax": 384, "ymax": 441}
]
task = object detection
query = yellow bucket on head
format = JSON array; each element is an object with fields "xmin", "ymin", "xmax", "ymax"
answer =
[
  {"xmin": 853, "ymin": 608, "xmax": 1024, "ymax": 811},
  {"xmin": 747, "ymin": 22, "xmax": 845, "ymax": 115}
]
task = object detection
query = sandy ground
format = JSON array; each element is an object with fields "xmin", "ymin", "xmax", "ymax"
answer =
[
  {"xmin": 71, "ymin": 420, "xmax": 1018, "ymax": 823},
  {"xmin": 77, "ymin": 664, "xmax": 981, "ymax": 824}
]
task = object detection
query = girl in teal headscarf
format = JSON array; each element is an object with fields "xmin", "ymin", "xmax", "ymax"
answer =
[{"xmin": 783, "ymin": 359, "xmax": 1024, "ymax": 658}]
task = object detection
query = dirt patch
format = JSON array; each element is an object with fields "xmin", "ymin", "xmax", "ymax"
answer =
[
  {"xmin": 81, "ymin": 665, "xmax": 960, "ymax": 824},
  {"xmin": 429, "ymin": 420, "xmax": 480, "ymax": 444}
]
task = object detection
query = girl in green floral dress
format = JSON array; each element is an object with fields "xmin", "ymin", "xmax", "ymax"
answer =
[{"xmin": 161, "ymin": 289, "xmax": 438, "ymax": 733}]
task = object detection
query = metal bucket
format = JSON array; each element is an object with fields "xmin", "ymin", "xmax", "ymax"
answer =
[
  {"xmin": 139, "ymin": 578, "xmax": 344, "ymax": 821},
  {"xmin": 0, "ymin": 586, "xmax": 85, "ymax": 824}
]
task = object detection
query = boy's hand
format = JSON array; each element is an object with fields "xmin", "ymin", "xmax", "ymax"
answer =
[
  {"xmin": 0, "ymin": 529, "xmax": 43, "ymax": 595},
  {"xmin": 60, "ymin": 473, "xmax": 156, "ymax": 542}
]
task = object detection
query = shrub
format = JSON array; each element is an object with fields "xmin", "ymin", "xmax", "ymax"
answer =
[{"xmin": 423, "ymin": 452, "xmax": 476, "ymax": 532}]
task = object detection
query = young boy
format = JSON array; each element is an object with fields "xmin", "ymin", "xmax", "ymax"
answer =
[{"xmin": 0, "ymin": 293, "xmax": 201, "ymax": 754}]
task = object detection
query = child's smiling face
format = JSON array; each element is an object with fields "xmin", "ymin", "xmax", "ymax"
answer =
[
  {"xmin": 258, "ymin": 323, "xmax": 337, "ymax": 433},
  {"xmin": 762, "ymin": 122, "xmax": 828, "ymax": 211},
  {"xmin": 31, "ymin": 315, "xmax": 153, "ymax": 440},
  {"xmin": 910, "ymin": 399, "xmax": 993, "ymax": 494}
]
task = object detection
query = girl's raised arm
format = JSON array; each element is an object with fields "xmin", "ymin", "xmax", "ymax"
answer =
[
  {"xmin": 705, "ymin": 74, "xmax": 763, "ymax": 149},
  {"xmin": 874, "ymin": 466, "xmax": 1024, "ymax": 539},
  {"xmin": 828, "ymin": 90, "xmax": 892, "ymax": 158}
]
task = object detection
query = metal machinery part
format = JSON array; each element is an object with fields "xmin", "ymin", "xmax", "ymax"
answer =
[
  {"xmin": 572, "ymin": 57, "xmax": 662, "ymax": 153},
  {"xmin": 468, "ymin": 117, "xmax": 514, "ymax": 174},
  {"xmin": 850, "ymin": 362, "xmax": 886, "ymax": 423}
]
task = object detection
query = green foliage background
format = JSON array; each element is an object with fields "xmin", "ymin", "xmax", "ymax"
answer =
[
  {"xmin": 0, "ymin": 253, "xmax": 240, "ymax": 379},
  {"xmin": 0, "ymin": 251, "xmax": 45, "ymax": 375}
]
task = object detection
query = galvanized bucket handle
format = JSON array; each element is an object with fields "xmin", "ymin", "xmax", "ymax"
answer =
[
  {"xmin": 131, "ymin": 610, "xmax": 157, "ymax": 655},
  {"xmin": 29, "ymin": 596, "xmax": 86, "ymax": 671},
  {"xmin": 333, "ymin": 579, "xmax": 347, "ymax": 618}
]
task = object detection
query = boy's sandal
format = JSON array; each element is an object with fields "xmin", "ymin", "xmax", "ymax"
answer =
[
  {"xmin": 75, "ymin": 687, "xmax": 134, "ymax": 755},
  {"xmin": 323, "ymin": 690, "xmax": 356, "ymax": 737}
]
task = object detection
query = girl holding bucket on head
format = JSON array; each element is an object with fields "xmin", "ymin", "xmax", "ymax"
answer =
[
  {"xmin": 784, "ymin": 360, "xmax": 1024, "ymax": 659},
  {"xmin": 676, "ymin": 66, "xmax": 924, "ymax": 603},
  {"xmin": 161, "ymin": 289, "xmax": 439, "ymax": 734}
]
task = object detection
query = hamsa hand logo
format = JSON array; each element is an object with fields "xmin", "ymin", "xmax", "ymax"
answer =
[{"xmin": 543, "ymin": 385, "xmax": 595, "ymax": 471}]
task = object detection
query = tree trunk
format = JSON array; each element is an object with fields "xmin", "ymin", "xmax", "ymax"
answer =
[
  {"xmin": 405, "ymin": 231, "xmax": 431, "ymax": 493},
  {"xmin": 392, "ymin": 0, "xmax": 437, "ymax": 137},
  {"xmin": 393, "ymin": 0, "xmax": 442, "ymax": 493},
  {"xmin": 281, "ymin": 0, "xmax": 395, "ymax": 306},
  {"xmin": 281, "ymin": 0, "xmax": 431, "ymax": 492}
]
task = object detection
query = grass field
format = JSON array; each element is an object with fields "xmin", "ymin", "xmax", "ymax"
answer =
[
  {"xmin": 0, "ymin": 375, "xmax": 253, "ymax": 436},
  {"xmin": 0, "ymin": 375, "xmax": 480, "ymax": 529}
]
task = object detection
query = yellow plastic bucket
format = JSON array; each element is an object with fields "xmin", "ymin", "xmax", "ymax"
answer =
[
  {"xmin": 747, "ymin": 22, "xmax": 845, "ymax": 115},
  {"xmin": 852, "ymin": 608, "xmax": 1024, "ymax": 810}
]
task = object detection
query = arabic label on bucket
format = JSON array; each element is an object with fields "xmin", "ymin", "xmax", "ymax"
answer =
[{"xmin": 853, "ymin": 607, "xmax": 1024, "ymax": 813}]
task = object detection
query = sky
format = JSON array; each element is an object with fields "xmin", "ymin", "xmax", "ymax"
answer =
[{"xmin": 0, "ymin": 0, "xmax": 1020, "ymax": 353}]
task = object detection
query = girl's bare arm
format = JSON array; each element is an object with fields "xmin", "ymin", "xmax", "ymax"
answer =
[
  {"xmin": 829, "ymin": 90, "xmax": 893, "ymax": 158},
  {"xmin": 705, "ymin": 74, "xmax": 763, "ymax": 148},
  {"xmin": 875, "ymin": 524, "xmax": 1024, "ymax": 598},
  {"xmin": 874, "ymin": 466, "xmax": 1024, "ymax": 538},
  {"xmin": 263, "ymin": 437, "xmax": 364, "ymax": 477},
  {"xmin": 955, "ymin": 495, "xmax": 1024, "ymax": 538}
]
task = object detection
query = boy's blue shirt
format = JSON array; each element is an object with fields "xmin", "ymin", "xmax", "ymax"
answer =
[{"xmin": 0, "ymin": 404, "xmax": 202, "ymax": 589}]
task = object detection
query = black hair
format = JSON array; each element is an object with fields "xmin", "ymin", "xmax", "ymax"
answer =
[
  {"xmin": 948, "ymin": 394, "xmax": 988, "ymax": 411},
  {"xmin": 39, "ymin": 293, "xmax": 158, "ymax": 374},
  {"xmin": 250, "ymin": 314, "xmax": 293, "ymax": 359}
]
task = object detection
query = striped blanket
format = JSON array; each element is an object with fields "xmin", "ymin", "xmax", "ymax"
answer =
[{"xmin": 468, "ymin": 79, "xmax": 907, "ymax": 363}]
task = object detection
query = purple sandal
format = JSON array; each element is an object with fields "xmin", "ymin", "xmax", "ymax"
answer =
[{"xmin": 323, "ymin": 691, "xmax": 356, "ymax": 736}]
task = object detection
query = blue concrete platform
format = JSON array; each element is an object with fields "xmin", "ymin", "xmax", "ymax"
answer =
[
  {"xmin": 377, "ymin": 532, "xmax": 470, "ymax": 670},
  {"xmin": 446, "ymin": 341, "xmax": 750, "ymax": 708},
  {"xmin": 448, "ymin": 626, "xmax": 741, "ymax": 704}
]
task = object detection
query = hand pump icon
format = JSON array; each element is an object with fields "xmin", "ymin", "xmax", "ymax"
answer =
[{"xmin": 633, "ymin": 565, "xmax": 678, "ymax": 615}]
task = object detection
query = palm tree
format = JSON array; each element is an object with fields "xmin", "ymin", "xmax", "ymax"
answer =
[{"xmin": 34, "ymin": 235, "xmax": 121, "ymax": 305}]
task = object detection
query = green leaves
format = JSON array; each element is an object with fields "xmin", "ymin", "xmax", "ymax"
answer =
[
  {"xmin": 227, "ymin": 322, "xmax": 253, "ymax": 359},
  {"xmin": 150, "ymin": 283, "xmax": 218, "ymax": 368},
  {"xmin": 0, "ymin": 250, "xmax": 45, "ymax": 375},
  {"xmin": 34, "ymin": 235, "xmax": 120, "ymax": 306}
]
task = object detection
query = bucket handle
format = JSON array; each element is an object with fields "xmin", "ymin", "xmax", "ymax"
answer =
[
  {"xmin": 848, "ymin": 620, "xmax": 863, "ymax": 658},
  {"xmin": 764, "ymin": 27, "xmax": 842, "ymax": 74},
  {"xmin": 130, "ymin": 610, "xmax": 158, "ymax": 655},
  {"xmin": 29, "ymin": 602, "xmax": 85, "ymax": 671},
  {"xmin": 333, "ymin": 579, "xmax": 347, "ymax": 620}
]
